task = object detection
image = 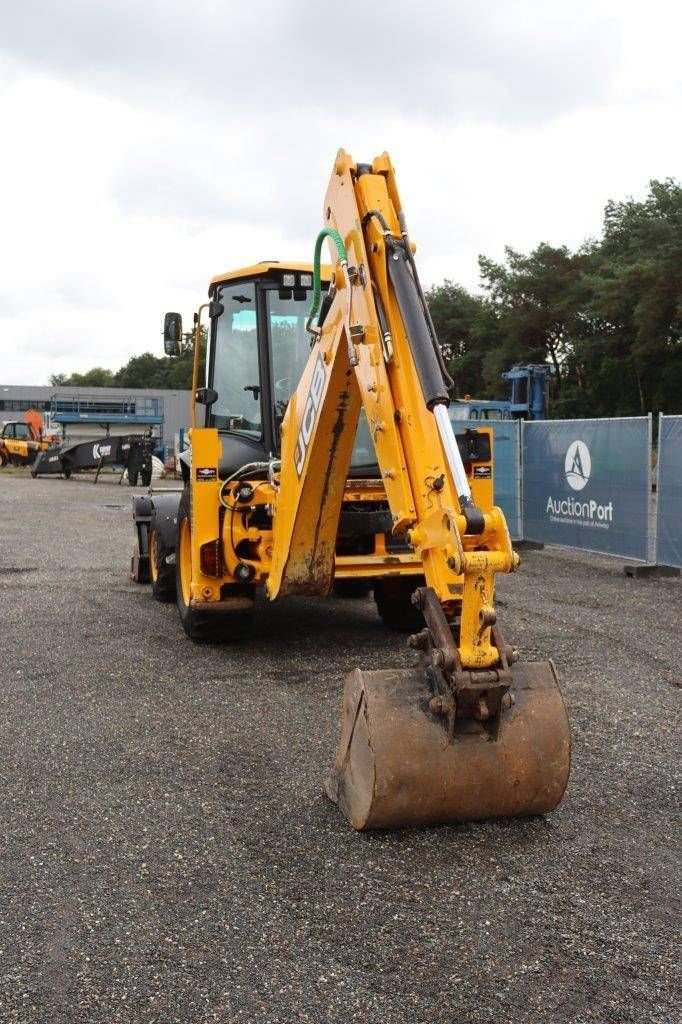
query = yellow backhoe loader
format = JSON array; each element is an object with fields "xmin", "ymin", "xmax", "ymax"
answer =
[{"xmin": 131, "ymin": 150, "xmax": 570, "ymax": 829}]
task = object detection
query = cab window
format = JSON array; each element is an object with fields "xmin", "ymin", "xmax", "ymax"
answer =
[
  {"xmin": 267, "ymin": 288, "xmax": 311, "ymax": 433},
  {"xmin": 211, "ymin": 282, "xmax": 261, "ymax": 438}
]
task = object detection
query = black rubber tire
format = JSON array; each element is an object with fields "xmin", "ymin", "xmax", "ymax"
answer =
[
  {"xmin": 150, "ymin": 523, "xmax": 176, "ymax": 602},
  {"xmin": 175, "ymin": 487, "xmax": 254, "ymax": 643},
  {"xmin": 62, "ymin": 464, "xmax": 72, "ymax": 479},
  {"xmin": 132, "ymin": 495, "xmax": 154, "ymax": 519},
  {"xmin": 374, "ymin": 576, "xmax": 425, "ymax": 632},
  {"xmin": 333, "ymin": 579, "xmax": 372, "ymax": 599}
]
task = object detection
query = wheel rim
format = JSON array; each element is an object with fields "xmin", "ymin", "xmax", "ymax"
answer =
[
  {"xmin": 179, "ymin": 517, "xmax": 192, "ymax": 607},
  {"xmin": 149, "ymin": 529, "xmax": 159, "ymax": 583}
]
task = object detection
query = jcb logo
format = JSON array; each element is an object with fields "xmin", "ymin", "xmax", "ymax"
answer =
[{"xmin": 294, "ymin": 354, "xmax": 326, "ymax": 477}]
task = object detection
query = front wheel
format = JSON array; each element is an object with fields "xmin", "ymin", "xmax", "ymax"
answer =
[
  {"xmin": 175, "ymin": 488, "xmax": 253, "ymax": 642},
  {"xmin": 373, "ymin": 576, "xmax": 425, "ymax": 633}
]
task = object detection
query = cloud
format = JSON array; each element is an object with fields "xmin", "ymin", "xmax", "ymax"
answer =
[
  {"xmin": 0, "ymin": 1, "xmax": 679, "ymax": 385},
  {"xmin": 1, "ymin": 1, "xmax": 619, "ymax": 127}
]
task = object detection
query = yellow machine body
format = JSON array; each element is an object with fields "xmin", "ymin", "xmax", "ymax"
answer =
[{"xmin": 0, "ymin": 418, "xmax": 52, "ymax": 467}]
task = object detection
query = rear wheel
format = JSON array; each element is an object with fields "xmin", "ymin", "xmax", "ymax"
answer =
[
  {"xmin": 374, "ymin": 576, "xmax": 425, "ymax": 632},
  {"xmin": 175, "ymin": 488, "xmax": 253, "ymax": 642},
  {"xmin": 150, "ymin": 526, "xmax": 176, "ymax": 602}
]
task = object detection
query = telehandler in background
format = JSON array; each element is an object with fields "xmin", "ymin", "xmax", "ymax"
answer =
[
  {"xmin": 131, "ymin": 149, "xmax": 570, "ymax": 830},
  {"xmin": 0, "ymin": 410, "xmax": 59, "ymax": 468}
]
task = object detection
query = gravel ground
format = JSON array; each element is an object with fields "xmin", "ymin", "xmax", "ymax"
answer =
[{"xmin": 0, "ymin": 474, "xmax": 679, "ymax": 1024}]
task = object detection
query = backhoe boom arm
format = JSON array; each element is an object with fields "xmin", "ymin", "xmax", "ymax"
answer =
[{"xmin": 268, "ymin": 150, "xmax": 517, "ymax": 672}]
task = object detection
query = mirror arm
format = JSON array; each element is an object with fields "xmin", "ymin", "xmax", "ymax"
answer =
[{"xmin": 191, "ymin": 303, "xmax": 211, "ymax": 431}]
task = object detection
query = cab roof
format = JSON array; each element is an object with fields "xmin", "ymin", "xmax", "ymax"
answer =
[{"xmin": 210, "ymin": 261, "xmax": 332, "ymax": 288}]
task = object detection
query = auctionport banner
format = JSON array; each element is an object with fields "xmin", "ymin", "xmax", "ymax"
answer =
[
  {"xmin": 656, "ymin": 415, "xmax": 682, "ymax": 568},
  {"xmin": 522, "ymin": 418, "xmax": 651, "ymax": 560}
]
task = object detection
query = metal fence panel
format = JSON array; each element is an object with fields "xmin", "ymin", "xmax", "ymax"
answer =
[
  {"xmin": 656, "ymin": 415, "xmax": 682, "ymax": 568},
  {"xmin": 455, "ymin": 420, "xmax": 521, "ymax": 539},
  {"xmin": 522, "ymin": 417, "xmax": 651, "ymax": 560}
]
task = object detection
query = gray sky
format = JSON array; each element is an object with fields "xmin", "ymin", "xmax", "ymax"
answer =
[{"xmin": 0, "ymin": 0, "xmax": 680, "ymax": 385}]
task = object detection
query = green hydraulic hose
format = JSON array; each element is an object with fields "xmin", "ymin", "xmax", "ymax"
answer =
[{"xmin": 308, "ymin": 227, "xmax": 347, "ymax": 328}]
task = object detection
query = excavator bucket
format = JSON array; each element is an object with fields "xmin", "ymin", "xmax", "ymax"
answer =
[{"xmin": 325, "ymin": 661, "xmax": 570, "ymax": 830}]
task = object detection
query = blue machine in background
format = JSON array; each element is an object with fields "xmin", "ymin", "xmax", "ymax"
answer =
[
  {"xmin": 448, "ymin": 365, "xmax": 554, "ymax": 539},
  {"xmin": 51, "ymin": 392, "xmax": 164, "ymax": 428},
  {"xmin": 502, "ymin": 364, "xmax": 554, "ymax": 420},
  {"xmin": 450, "ymin": 364, "xmax": 554, "ymax": 422}
]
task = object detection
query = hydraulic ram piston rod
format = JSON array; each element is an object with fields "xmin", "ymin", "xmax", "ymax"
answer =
[{"xmin": 433, "ymin": 402, "xmax": 472, "ymax": 503}]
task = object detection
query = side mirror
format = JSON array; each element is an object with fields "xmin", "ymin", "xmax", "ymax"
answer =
[
  {"xmin": 163, "ymin": 312, "xmax": 183, "ymax": 356},
  {"xmin": 195, "ymin": 387, "xmax": 218, "ymax": 406}
]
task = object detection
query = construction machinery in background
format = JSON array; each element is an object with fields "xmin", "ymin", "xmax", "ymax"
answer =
[
  {"xmin": 32, "ymin": 432, "xmax": 156, "ymax": 484},
  {"xmin": 131, "ymin": 149, "xmax": 570, "ymax": 830},
  {"xmin": 0, "ymin": 410, "xmax": 60, "ymax": 468},
  {"xmin": 450, "ymin": 364, "xmax": 554, "ymax": 423}
]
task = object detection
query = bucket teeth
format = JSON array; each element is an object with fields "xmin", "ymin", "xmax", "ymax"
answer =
[{"xmin": 326, "ymin": 661, "xmax": 571, "ymax": 830}]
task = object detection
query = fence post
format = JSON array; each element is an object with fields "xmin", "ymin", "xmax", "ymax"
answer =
[
  {"xmin": 519, "ymin": 418, "xmax": 525, "ymax": 542},
  {"xmin": 647, "ymin": 412, "xmax": 655, "ymax": 564},
  {"xmin": 651, "ymin": 412, "xmax": 661, "ymax": 565},
  {"xmin": 623, "ymin": 412, "xmax": 680, "ymax": 578}
]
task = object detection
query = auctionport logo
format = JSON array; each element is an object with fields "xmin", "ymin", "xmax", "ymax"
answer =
[
  {"xmin": 564, "ymin": 439, "xmax": 591, "ymax": 491},
  {"xmin": 545, "ymin": 438, "xmax": 613, "ymax": 529}
]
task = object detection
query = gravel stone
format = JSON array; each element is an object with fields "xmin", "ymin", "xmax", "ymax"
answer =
[{"xmin": 0, "ymin": 474, "xmax": 679, "ymax": 1023}]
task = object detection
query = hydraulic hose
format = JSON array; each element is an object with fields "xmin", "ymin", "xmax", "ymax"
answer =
[{"xmin": 307, "ymin": 228, "xmax": 347, "ymax": 329}]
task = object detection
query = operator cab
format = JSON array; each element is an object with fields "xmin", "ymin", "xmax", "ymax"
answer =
[
  {"xmin": 168, "ymin": 262, "xmax": 376, "ymax": 478},
  {"xmin": 1, "ymin": 421, "xmax": 31, "ymax": 440}
]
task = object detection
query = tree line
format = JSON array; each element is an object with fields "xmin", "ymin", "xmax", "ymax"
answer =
[
  {"xmin": 51, "ymin": 179, "xmax": 681, "ymax": 417},
  {"xmin": 49, "ymin": 349, "xmax": 195, "ymax": 391},
  {"xmin": 427, "ymin": 178, "xmax": 681, "ymax": 417}
]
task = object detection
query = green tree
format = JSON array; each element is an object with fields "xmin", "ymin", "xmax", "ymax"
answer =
[
  {"xmin": 114, "ymin": 353, "xmax": 170, "ymax": 388},
  {"xmin": 477, "ymin": 243, "xmax": 593, "ymax": 399},
  {"xmin": 67, "ymin": 367, "xmax": 116, "ymax": 387},
  {"xmin": 425, "ymin": 178, "xmax": 681, "ymax": 417},
  {"xmin": 426, "ymin": 281, "xmax": 501, "ymax": 397},
  {"xmin": 580, "ymin": 178, "xmax": 682, "ymax": 415}
]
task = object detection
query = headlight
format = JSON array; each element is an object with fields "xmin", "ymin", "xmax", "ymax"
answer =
[
  {"xmin": 282, "ymin": 272, "xmax": 295, "ymax": 287},
  {"xmin": 299, "ymin": 273, "xmax": 312, "ymax": 287}
]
